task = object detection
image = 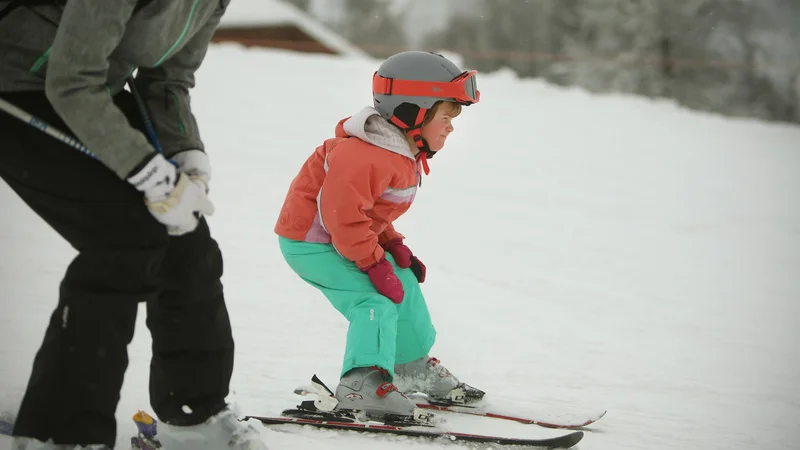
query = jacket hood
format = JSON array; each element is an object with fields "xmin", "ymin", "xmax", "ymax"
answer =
[{"xmin": 334, "ymin": 106, "xmax": 416, "ymax": 160}]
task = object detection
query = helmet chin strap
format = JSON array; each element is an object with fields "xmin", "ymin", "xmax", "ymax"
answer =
[
  {"xmin": 389, "ymin": 107, "xmax": 433, "ymax": 175},
  {"xmin": 409, "ymin": 130, "xmax": 432, "ymax": 176}
]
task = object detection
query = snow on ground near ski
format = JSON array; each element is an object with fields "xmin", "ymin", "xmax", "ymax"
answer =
[{"xmin": 1, "ymin": 43, "xmax": 799, "ymax": 450}]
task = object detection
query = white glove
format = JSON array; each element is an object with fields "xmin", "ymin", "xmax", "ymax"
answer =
[
  {"xmin": 127, "ymin": 153, "xmax": 215, "ymax": 236},
  {"xmin": 171, "ymin": 149, "xmax": 211, "ymax": 193}
]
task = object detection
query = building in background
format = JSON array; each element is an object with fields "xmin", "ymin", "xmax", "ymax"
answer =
[{"xmin": 212, "ymin": 0, "xmax": 369, "ymax": 59}]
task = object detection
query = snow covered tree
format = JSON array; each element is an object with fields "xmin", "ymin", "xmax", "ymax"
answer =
[
  {"xmin": 542, "ymin": 0, "xmax": 665, "ymax": 97},
  {"xmin": 794, "ymin": 72, "xmax": 800, "ymax": 122},
  {"xmin": 659, "ymin": 0, "xmax": 799, "ymax": 122},
  {"xmin": 335, "ymin": 0, "xmax": 408, "ymax": 57},
  {"xmin": 659, "ymin": 0, "xmax": 758, "ymax": 118},
  {"xmin": 303, "ymin": 0, "xmax": 798, "ymax": 123},
  {"xmin": 304, "ymin": 0, "xmax": 408, "ymax": 57},
  {"xmin": 743, "ymin": 0, "xmax": 800, "ymax": 122},
  {"xmin": 424, "ymin": 0, "xmax": 666, "ymax": 97},
  {"xmin": 423, "ymin": 0, "xmax": 560, "ymax": 77},
  {"xmin": 284, "ymin": 0, "xmax": 311, "ymax": 11}
]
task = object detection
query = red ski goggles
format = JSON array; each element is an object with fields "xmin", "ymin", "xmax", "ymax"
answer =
[{"xmin": 373, "ymin": 70, "xmax": 480, "ymax": 105}]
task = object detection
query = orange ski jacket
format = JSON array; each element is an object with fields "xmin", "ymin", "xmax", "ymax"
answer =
[{"xmin": 275, "ymin": 107, "xmax": 422, "ymax": 269}]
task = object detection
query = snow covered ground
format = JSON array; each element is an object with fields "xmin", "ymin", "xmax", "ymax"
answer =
[{"xmin": 1, "ymin": 43, "xmax": 799, "ymax": 450}]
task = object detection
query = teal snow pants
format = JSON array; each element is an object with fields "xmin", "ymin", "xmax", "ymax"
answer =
[{"xmin": 278, "ymin": 237, "xmax": 436, "ymax": 379}]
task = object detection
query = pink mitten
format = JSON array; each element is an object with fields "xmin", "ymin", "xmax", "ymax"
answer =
[
  {"xmin": 363, "ymin": 257, "xmax": 405, "ymax": 304},
  {"xmin": 383, "ymin": 239, "xmax": 426, "ymax": 283}
]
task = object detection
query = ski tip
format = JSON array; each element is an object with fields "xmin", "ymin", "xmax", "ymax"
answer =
[
  {"xmin": 583, "ymin": 409, "xmax": 607, "ymax": 425},
  {"xmin": 564, "ymin": 430, "xmax": 585, "ymax": 447},
  {"xmin": 539, "ymin": 410, "xmax": 607, "ymax": 429}
]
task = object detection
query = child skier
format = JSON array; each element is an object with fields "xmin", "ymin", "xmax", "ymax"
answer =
[{"xmin": 274, "ymin": 51, "xmax": 484, "ymax": 422}]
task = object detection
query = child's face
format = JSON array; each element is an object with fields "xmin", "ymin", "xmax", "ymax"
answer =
[{"xmin": 421, "ymin": 106, "xmax": 456, "ymax": 151}]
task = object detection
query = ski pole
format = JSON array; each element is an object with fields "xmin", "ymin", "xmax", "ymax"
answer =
[
  {"xmin": 126, "ymin": 78, "xmax": 177, "ymax": 167},
  {"xmin": 1, "ymin": 88, "xmax": 174, "ymax": 167},
  {"xmin": 0, "ymin": 96, "xmax": 96, "ymax": 158},
  {"xmin": 126, "ymin": 76, "xmax": 164, "ymax": 155},
  {"xmin": 126, "ymin": 78, "xmax": 180, "ymax": 167}
]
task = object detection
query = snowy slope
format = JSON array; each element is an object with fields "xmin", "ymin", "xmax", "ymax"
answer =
[{"xmin": 1, "ymin": 43, "xmax": 799, "ymax": 450}]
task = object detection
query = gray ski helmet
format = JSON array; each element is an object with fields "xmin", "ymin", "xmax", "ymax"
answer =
[{"xmin": 372, "ymin": 51, "xmax": 479, "ymax": 129}]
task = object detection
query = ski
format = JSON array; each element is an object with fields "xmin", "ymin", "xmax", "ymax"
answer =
[
  {"xmin": 4, "ymin": 409, "xmax": 584, "ymax": 449},
  {"xmin": 128, "ymin": 408, "xmax": 583, "ymax": 449},
  {"xmin": 294, "ymin": 385, "xmax": 605, "ymax": 430},
  {"xmin": 246, "ymin": 413, "xmax": 585, "ymax": 448},
  {"xmin": 414, "ymin": 400, "xmax": 607, "ymax": 429}
]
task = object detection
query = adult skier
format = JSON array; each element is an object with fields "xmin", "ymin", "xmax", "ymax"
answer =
[{"xmin": 0, "ymin": 1, "xmax": 267, "ymax": 448}]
